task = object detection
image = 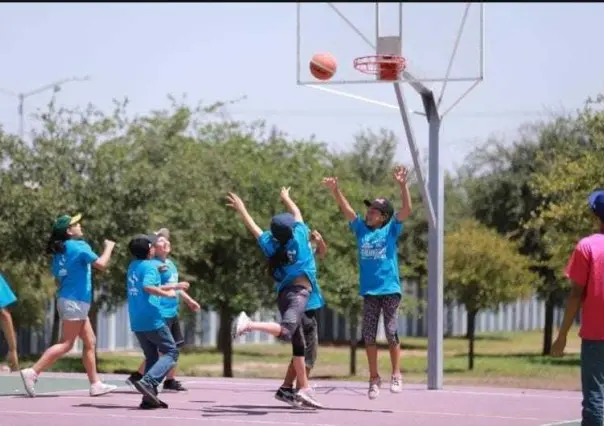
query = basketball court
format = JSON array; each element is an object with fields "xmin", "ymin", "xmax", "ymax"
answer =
[{"xmin": 0, "ymin": 372, "xmax": 583, "ymax": 426}]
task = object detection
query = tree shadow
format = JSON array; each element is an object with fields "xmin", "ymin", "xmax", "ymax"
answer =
[
  {"xmin": 75, "ymin": 403, "xmax": 140, "ymax": 411},
  {"xmin": 201, "ymin": 404, "xmax": 314, "ymax": 417}
]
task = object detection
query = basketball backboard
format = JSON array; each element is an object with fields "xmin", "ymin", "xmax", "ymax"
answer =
[{"xmin": 296, "ymin": 2, "xmax": 484, "ymax": 115}]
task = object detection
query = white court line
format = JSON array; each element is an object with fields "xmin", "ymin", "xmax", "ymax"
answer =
[
  {"xmin": 183, "ymin": 379, "xmax": 581, "ymax": 400},
  {"xmin": 539, "ymin": 420, "xmax": 581, "ymax": 426},
  {"xmin": 1, "ymin": 410, "xmax": 336, "ymax": 426}
]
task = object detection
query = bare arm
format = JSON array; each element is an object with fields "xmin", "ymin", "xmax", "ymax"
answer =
[
  {"xmin": 393, "ymin": 166, "xmax": 412, "ymax": 221},
  {"xmin": 180, "ymin": 290, "xmax": 201, "ymax": 311},
  {"xmin": 92, "ymin": 240, "xmax": 116, "ymax": 271},
  {"xmin": 557, "ymin": 282, "xmax": 584, "ymax": 337},
  {"xmin": 311, "ymin": 230, "xmax": 327, "ymax": 259},
  {"xmin": 144, "ymin": 286, "xmax": 176, "ymax": 298},
  {"xmin": 226, "ymin": 192, "xmax": 263, "ymax": 239},
  {"xmin": 322, "ymin": 177, "xmax": 356, "ymax": 222},
  {"xmin": 280, "ymin": 187, "xmax": 303, "ymax": 222},
  {"xmin": 159, "ymin": 281, "xmax": 189, "ymax": 291}
]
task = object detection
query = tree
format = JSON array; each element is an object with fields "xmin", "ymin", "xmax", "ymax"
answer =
[
  {"xmin": 461, "ymin": 115, "xmax": 589, "ymax": 355},
  {"xmin": 445, "ymin": 219, "xmax": 536, "ymax": 370}
]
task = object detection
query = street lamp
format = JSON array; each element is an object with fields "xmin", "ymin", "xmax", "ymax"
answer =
[{"xmin": 0, "ymin": 75, "xmax": 91, "ymax": 139}]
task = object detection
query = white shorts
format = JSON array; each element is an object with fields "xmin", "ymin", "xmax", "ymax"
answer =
[{"xmin": 57, "ymin": 298, "xmax": 90, "ymax": 321}]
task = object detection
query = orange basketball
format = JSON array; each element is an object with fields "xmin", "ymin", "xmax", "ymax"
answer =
[{"xmin": 310, "ymin": 53, "xmax": 337, "ymax": 81}]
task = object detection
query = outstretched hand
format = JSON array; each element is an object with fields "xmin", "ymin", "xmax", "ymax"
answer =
[
  {"xmin": 393, "ymin": 166, "xmax": 409, "ymax": 185},
  {"xmin": 280, "ymin": 186, "xmax": 291, "ymax": 201},
  {"xmin": 310, "ymin": 230, "xmax": 324, "ymax": 243},
  {"xmin": 226, "ymin": 192, "xmax": 246, "ymax": 213},
  {"xmin": 321, "ymin": 176, "xmax": 339, "ymax": 192}
]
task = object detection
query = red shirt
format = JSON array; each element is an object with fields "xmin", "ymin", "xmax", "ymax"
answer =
[{"xmin": 566, "ymin": 233, "xmax": 604, "ymax": 340}]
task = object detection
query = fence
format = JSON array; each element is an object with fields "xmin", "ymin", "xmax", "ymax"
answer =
[{"xmin": 5, "ymin": 281, "xmax": 565, "ymax": 356}]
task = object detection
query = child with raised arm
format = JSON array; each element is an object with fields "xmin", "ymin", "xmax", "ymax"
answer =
[
  {"xmin": 274, "ymin": 230, "xmax": 327, "ymax": 407},
  {"xmin": 322, "ymin": 166, "xmax": 412, "ymax": 400},
  {"xmin": 228, "ymin": 187, "xmax": 323, "ymax": 409},
  {"xmin": 0, "ymin": 273, "xmax": 18, "ymax": 371}
]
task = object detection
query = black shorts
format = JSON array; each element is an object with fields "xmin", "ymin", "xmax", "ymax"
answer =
[
  {"xmin": 165, "ymin": 316, "xmax": 184, "ymax": 348},
  {"xmin": 302, "ymin": 309, "xmax": 319, "ymax": 369}
]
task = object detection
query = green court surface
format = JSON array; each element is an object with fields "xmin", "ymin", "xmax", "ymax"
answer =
[{"xmin": 0, "ymin": 374, "xmax": 124, "ymax": 397}]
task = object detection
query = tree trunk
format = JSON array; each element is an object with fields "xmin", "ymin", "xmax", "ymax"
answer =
[
  {"xmin": 349, "ymin": 313, "xmax": 358, "ymax": 376},
  {"xmin": 542, "ymin": 292, "xmax": 555, "ymax": 356},
  {"xmin": 466, "ymin": 310, "xmax": 477, "ymax": 371},
  {"xmin": 50, "ymin": 300, "xmax": 60, "ymax": 345},
  {"xmin": 218, "ymin": 305, "xmax": 233, "ymax": 378}
]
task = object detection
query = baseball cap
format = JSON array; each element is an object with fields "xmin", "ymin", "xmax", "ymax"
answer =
[
  {"xmin": 52, "ymin": 213, "xmax": 82, "ymax": 234},
  {"xmin": 363, "ymin": 198, "xmax": 394, "ymax": 217},
  {"xmin": 588, "ymin": 189, "xmax": 604, "ymax": 221},
  {"xmin": 155, "ymin": 228, "xmax": 170, "ymax": 240},
  {"xmin": 128, "ymin": 234, "xmax": 159, "ymax": 259},
  {"xmin": 270, "ymin": 213, "xmax": 296, "ymax": 244}
]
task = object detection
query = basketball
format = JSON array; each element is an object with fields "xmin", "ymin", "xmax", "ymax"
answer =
[{"xmin": 310, "ymin": 53, "xmax": 337, "ymax": 80}]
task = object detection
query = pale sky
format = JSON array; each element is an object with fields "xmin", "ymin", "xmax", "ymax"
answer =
[{"xmin": 1, "ymin": 3, "xmax": 602, "ymax": 172}]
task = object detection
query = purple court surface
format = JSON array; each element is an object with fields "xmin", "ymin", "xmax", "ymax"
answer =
[{"xmin": 0, "ymin": 372, "xmax": 582, "ymax": 426}]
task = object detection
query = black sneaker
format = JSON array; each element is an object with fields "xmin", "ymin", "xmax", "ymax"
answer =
[
  {"xmin": 274, "ymin": 386, "xmax": 302, "ymax": 408},
  {"xmin": 163, "ymin": 379, "xmax": 187, "ymax": 392},
  {"xmin": 126, "ymin": 372, "xmax": 143, "ymax": 389},
  {"xmin": 134, "ymin": 379, "xmax": 162, "ymax": 406}
]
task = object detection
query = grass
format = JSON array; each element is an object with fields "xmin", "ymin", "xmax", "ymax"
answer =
[{"xmin": 15, "ymin": 327, "xmax": 583, "ymax": 391}]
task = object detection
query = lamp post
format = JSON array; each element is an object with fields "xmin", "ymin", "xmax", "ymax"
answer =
[{"xmin": 0, "ymin": 75, "xmax": 91, "ymax": 139}]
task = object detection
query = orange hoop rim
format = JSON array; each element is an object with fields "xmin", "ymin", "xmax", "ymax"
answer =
[{"xmin": 353, "ymin": 55, "xmax": 407, "ymax": 75}]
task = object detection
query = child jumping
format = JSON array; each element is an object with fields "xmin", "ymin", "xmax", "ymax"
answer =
[
  {"xmin": 322, "ymin": 166, "xmax": 412, "ymax": 399},
  {"xmin": 228, "ymin": 187, "xmax": 323, "ymax": 409}
]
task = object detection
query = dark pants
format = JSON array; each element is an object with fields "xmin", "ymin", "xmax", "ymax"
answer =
[
  {"xmin": 135, "ymin": 325, "xmax": 179, "ymax": 388},
  {"xmin": 276, "ymin": 285, "xmax": 309, "ymax": 352},
  {"xmin": 582, "ymin": 339, "xmax": 604, "ymax": 426},
  {"xmin": 362, "ymin": 293, "xmax": 401, "ymax": 346},
  {"xmin": 301, "ymin": 309, "xmax": 319, "ymax": 368}
]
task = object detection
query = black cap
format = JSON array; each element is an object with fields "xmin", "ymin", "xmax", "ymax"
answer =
[
  {"xmin": 270, "ymin": 213, "xmax": 296, "ymax": 244},
  {"xmin": 128, "ymin": 234, "xmax": 159, "ymax": 260},
  {"xmin": 589, "ymin": 189, "xmax": 604, "ymax": 221},
  {"xmin": 363, "ymin": 198, "xmax": 394, "ymax": 218}
]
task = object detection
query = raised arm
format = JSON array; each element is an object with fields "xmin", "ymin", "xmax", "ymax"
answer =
[
  {"xmin": 280, "ymin": 187, "xmax": 303, "ymax": 222},
  {"xmin": 321, "ymin": 177, "xmax": 356, "ymax": 222},
  {"xmin": 92, "ymin": 240, "xmax": 116, "ymax": 271},
  {"xmin": 392, "ymin": 166, "xmax": 412, "ymax": 221},
  {"xmin": 226, "ymin": 192, "xmax": 263, "ymax": 239},
  {"xmin": 310, "ymin": 230, "xmax": 327, "ymax": 259}
]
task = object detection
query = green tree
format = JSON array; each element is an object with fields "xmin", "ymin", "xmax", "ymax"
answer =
[{"xmin": 445, "ymin": 219, "xmax": 536, "ymax": 370}]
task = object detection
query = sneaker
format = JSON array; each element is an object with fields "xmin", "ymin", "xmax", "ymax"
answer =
[
  {"xmin": 274, "ymin": 386, "xmax": 301, "ymax": 408},
  {"xmin": 19, "ymin": 368, "xmax": 38, "ymax": 397},
  {"xmin": 90, "ymin": 382, "xmax": 118, "ymax": 397},
  {"xmin": 134, "ymin": 379, "xmax": 162, "ymax": 406},
  {"xmin": 296, "ymin": 387, "xmax": 323, "ymax": 409},
  {"xmin": 126, "ymin": 372, "xmax": 143, "ymax": 389},
  {"xmin": 368, "ymin": 376, "xmax": 382, "ymax": 400},
  {"xmin": 162, "ymin": 379, "xmax": 187, "ymax": 392},
  {"xmin": 139, "ymin": 387, "xmax": 169, "ymax": 409},
  {"xmin": 390, "ymin": 375, "xmax": 402, "ymax": 393},
  {"xmin": 231, "ymin": 312, "xmax": 251, "ymax": 339}
]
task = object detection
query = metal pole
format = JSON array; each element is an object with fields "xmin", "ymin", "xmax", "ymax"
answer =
[
  {"xmin": 0, "ymin": 75, "xmax": 90, "ymax": 140},
  {"xmin": 424, "ymin": 94, "xmax": 444, "ymax": 390}
]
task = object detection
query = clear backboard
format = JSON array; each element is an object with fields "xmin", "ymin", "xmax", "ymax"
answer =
[{"xmin": 296, "ymin": 2, "xmax": 484, "ymax": 116}]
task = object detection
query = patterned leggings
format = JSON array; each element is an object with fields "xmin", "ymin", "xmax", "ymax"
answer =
[{"xmin": 361, "ymin": 294, "xmax": 401, "ymax": 346}]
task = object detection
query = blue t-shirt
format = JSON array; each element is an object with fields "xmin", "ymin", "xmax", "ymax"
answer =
[
  {"xmin": 349, "ymin": 214, "xmax": 404, "ymax": 297},
  {"xmin": 126, "ymin": 259, "xmax": 166, "ymax": 333},
  {"xmin": 150, "ymin": 258, "xmax": 180, "ymax": 319},
  {"xmin": 257, "ymin": 221, "xmax": 325, "ymax": 311},
  {"xmin": 52, "ymin": 239, "xmax": 99, "ymax": 303},
  {"xmin": 0, "ymin": 274, "xmax": 17, "ymax": 309}
]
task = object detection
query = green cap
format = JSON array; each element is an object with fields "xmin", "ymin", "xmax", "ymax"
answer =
[{"xmin": 52, "ymin": 213, "xmax": 82, "ymax": 233}]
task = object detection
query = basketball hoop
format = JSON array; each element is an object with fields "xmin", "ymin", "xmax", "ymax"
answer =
[{"xmin": 354, "ymin": 55, "xmax": 407, "ymax": 81}]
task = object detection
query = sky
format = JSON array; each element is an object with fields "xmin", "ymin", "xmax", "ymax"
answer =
[{"xmin": 0, "ymin": 2, "xmax": 603, "ymax": 173}]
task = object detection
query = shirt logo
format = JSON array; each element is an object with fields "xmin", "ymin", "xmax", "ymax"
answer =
[
  {"xmin": 360, "ymin": 239, "xmax": 387, "ymax": 260},
  {"xmin": 127, "ymin": 274, "xmax": 139, "ymax": 296}
]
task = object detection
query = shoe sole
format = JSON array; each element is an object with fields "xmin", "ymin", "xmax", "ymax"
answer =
[
  {"xmin": 275, "ymin": 394, "xmax": 302, "ymax": 408},
  {"xmin": 296, "ymin": 394, "xmax": 323, "ymax": 409},
  {"xmin": 133, "ymin": 381, "xmax": 162, "ymax": 406},
  {"xmin": 19, "ymin": 371, "xmax": 35, "ymax": 398}
]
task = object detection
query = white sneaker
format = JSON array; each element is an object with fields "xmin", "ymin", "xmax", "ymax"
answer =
[
  {"xmin": 368, "ymin": 376, "xmax": 382, "ymax": 400},
  {"xmin": 90, "ymin": 381, "xmax": 117, "ymax": 397},
  {"xmin": 390, "ymin": 375, "xmax": 402, "ymax": 393},
  {"xmin": 231, "ymin": 312, "xmax": 251, "ymax": 338},
  {"xmin": 19, "ymin": 368, "xmax": 37, "ymax": 397}
]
